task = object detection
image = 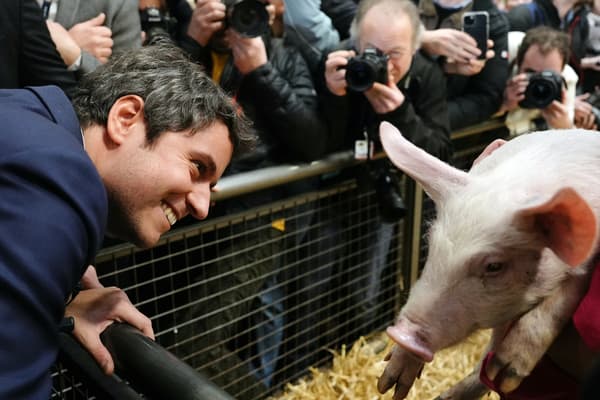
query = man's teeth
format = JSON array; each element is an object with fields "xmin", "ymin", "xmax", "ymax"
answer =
[{"xmin": 161, "ymin": 203, "xmax": 177, "ymax": 226}]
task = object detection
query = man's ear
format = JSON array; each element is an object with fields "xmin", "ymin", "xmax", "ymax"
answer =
[{"xmin": 106, "ymin": 95, "xmax": 145, "ymax": 145}]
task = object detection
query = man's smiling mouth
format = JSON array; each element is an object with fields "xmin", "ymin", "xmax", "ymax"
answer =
[{"xmin": 161, "ymin": 201, "xmax": 177, "ymax": 226}]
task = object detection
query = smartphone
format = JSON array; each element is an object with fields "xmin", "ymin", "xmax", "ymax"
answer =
[{"xmin": 462, "ymin": 11, "xmax": 489, "ymax": 60}]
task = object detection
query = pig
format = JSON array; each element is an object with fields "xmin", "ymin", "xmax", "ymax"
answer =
[{"xmin": 375, "ymin": 121, "xmax": 600, "ymax": 399}]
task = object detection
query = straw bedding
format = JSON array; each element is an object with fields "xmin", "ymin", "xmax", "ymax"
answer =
[{"xmin": 271, "ymin": 330, "xmax": 500, "ymax": 400}]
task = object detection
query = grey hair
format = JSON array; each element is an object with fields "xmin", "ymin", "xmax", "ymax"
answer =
[
  {"xmin": 72, "ymin": 42, "xmax": 255, "ymax": 157},
  {"xmin": 349, "ymin": 0, "xmax": 424, "ymax": 51}
]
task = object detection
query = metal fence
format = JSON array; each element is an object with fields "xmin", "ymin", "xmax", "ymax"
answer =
[{"xmin": 51, "ymin": 120, "xmax": 508, "ymax": 400}]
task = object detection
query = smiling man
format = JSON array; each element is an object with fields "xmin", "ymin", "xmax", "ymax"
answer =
[{"xmin": 0, "ymin": 42, "xmax": 253, "ymax": 399}]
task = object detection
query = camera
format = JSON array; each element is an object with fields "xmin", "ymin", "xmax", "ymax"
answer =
[
  {"xmin": 139, "ymin": 7, "xmax": 173, "ymax": 45},
  {"xmin": 375, "ymin": 168, "xmax": 406, "ymax": 222},
  {"xmin": 519, "ymin": 70, "xmax": 564, "ymax": 109},
  {"xmin": 345, "ymin": 48, "xmax": 389, "ymax": 92},
  {"xmin": 224, "ymin": 0, "xmax": 270, "ymax": 38}
]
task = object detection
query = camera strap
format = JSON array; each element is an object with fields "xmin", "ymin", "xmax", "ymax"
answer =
[{"xmin": 39, "ymin": 0, "xmax": 57, "ymax": 21}]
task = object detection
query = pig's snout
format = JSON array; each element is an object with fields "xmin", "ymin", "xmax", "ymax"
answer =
[{"xmin": 386, "ymin": 319, "xmax": 434, "ymax": 363}]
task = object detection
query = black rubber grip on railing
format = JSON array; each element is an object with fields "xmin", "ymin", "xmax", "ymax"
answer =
[
  {"xmin": 58, "ymin": 331, "xmax": 142, "ymax": 399},
  {"xmin": 100, "ymin": 322, "xmax": 235, "ymax": 400}
]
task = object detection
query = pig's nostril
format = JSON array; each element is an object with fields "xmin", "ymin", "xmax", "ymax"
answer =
[{"xmin": 386, "ymin": 325, "xmax": 434, "ymax": 362}]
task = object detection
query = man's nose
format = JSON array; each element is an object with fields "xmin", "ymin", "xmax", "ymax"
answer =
[{"xmin": 186, "ymin": 183, "xmax": 211, "ymax": 220}]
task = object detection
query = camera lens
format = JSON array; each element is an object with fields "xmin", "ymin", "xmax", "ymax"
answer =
[
  {"xmin": 530, "ymin": 81, "xmax": 552, "ymax": 102},
  {"xmin": 346, "ymin": 62, "xmax": 377, "ymax": 92},
  {"xmin": 228, "ymin": 0, "xmax": 270, "ymax": 38},
  {"xmin": 519, "ymin": 70, "xmax": 563, "ymax": 109}
]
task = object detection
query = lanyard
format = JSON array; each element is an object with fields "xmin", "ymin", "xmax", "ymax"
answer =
[{"xmin": 41, "ymin": 0, "xmax": 52, "ymax": 19}]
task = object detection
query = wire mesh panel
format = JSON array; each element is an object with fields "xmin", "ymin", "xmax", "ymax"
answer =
[
  {"xmin": 51, "ymin": 365, "xmax": 96, "ymax": 400},
  {"xmin": 51, "ymin": 171, "xmax": 407, "ymax": 400}
]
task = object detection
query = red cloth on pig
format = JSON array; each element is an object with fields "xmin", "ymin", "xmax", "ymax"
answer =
[
  {"xmin": 480, "ymin": 352, "xmax": 579, "ymax": 399},
  {"xmin": 479, "ymin": 259, "xmax": 600, "ymax": 399},
  {"xmin": 573, "ymin": 261, "xmax": 600, "ymax": 351}
]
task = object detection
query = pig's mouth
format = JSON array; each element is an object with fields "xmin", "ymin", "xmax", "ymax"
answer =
[{"xmin": 386, "ymin": 325, "xmax": 435, "ymax": 363}]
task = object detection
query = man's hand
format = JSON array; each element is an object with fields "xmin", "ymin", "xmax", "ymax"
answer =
[
  {"xmin": 68, "ymin": 13, "xmax": 113, "ymax": 64},
  {"xmin": 541, "ymin": 89, "xmax": 573, "ymax": 129},
  {"xmin": 65, "ymin": 266, "xmax": 154, "ymax": 374},
  {"xmin": 574, "ymin": 93, "xmax": 598, "ymax": 130},
  {"xmin": 581, "ymin": 55, "xmax": 600, "ymax": 71},
  {"xmin": 443, "ymin": 39, "xmax": 495, "ymax": 76},
  {"xmin": 46, "ymin": 20, "xmax": 81, "ymax": 67},
  {"xmin": 187, "ymin": 0, "xmax": 226, "ymax": 47},
  {"xmin": 421, "ymin": 28, "xmax": 480, "ymax": 62},
  {"xmin": 324, "ymin": 50, "xmax": 355, "ymax": 96},
  {"xmin": 364, "ymin": 71, "xmax": 405, "ymax": 114},
  {"xmin": 501, "ymin": 73, "xmax": 528, "ymax": 113},
  {"xmin": 227, "ymin": 30, "xmax": 268, "ymax": 74}
]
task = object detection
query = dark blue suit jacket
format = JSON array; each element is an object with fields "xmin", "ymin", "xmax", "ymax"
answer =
[{"xmin": 0, "ymin": 86, "xmax": 107, "ymax": 398}]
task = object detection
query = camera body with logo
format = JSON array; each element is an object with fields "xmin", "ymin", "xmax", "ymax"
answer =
[
  {"xmin": 139, "ymin": 7, "xmax": 173, "ymax": 45},
  {"xmin": 345, "ymin": 48, "xmax": 389, "ymax": 92},
  {"xmin": 224, "ymin": 0, "xmax": 270, "ymax": 38},
  {"xmin": 519, "ymin": 70, "xmax": 564, "ymax": 109}
]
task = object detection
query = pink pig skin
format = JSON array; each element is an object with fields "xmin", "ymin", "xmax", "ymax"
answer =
[{"xmin": 376, "ymin": 122, "xmax": 600, "ymax": 399}]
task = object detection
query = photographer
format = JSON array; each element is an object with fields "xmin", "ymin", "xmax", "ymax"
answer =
[
  {"xmin": 172, "ymin": 0, "xmax": 329, "ymax": 397},
  {"xmin": 500, "ymin": 27, "xmax": 579, "ymax": 135},
  {"xmin": 323, "ymin": 0, "xmax": 451, "ymax": 161},
  {"xmin": 320, "ymin": 0, "xmax": 450, "ymax": 376}
]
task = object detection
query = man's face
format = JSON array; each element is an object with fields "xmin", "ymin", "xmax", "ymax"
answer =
[
  {"xmin": 518, "ymin": 44, "xmax": 563, "ymax": 75},
  {"xmin": 358, "ymin": 6, "xmax": 414, "ymax": 85},
  {"xmin": 105, "ymin": 119, "xmax": 233, "ymax": 248}
]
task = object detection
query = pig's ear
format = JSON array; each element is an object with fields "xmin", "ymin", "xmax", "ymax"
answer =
[
  {"xmin": 472, "ymin": 139, "xmax": 507, "ymax": 167},
  {"xmin": 516, "ymin": 188, "xmax": 597, "ymax": 267},
  {"xmin": 379, "ymin": 121, "xmax": 468, "ymax": 203}
]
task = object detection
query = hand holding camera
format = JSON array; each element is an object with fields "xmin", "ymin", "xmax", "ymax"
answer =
[
  {"xmin": 503, "ymin": 70, "xmax": 566, "ymax": 113},
  {"xmin": 187, "ymin": 0, "xmax": 227, "ymax": 46},
  {"xmin": 363, "ymin": 75, "xmax": 405, "ymax": 114},
  {"xmin": 325, "ymin": 48, "xmax": 404, "ymax": 113},
  {"xmin": 187, "ymin": 0, "xmax": 269, "ymax": 47},
  {"xmin": 345, "ymin": 48, "xmax": 389, "ymax": 92},
  {"xmin": 325, "ymin": 49, "xmax": 357, "ymax": 96},
  {"xmin": 518, "ymin": 70, "xmax": 564, "ymax": 109},
  {"xmin": 226, "ymin": 29, "xmax": 268, "ymax": 74}
]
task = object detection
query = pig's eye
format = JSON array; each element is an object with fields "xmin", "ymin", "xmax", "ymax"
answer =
[{"xmin": 485, "ymin": 262, "xmax": 504, "ymax": 274}]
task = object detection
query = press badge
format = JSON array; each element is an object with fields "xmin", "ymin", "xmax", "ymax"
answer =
[{"xmin": 354, "ymin": 139, "xmax": 373, "ymax": 160}]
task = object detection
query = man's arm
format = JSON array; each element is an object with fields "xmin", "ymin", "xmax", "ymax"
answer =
[{"xmin": 0, "ymin": 132, "xmax": 107, "ymax": 398}]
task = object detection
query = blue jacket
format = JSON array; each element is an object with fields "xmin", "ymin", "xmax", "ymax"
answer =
[{"xmin": 0, "ymin": 86, "xmax": 107, "ymax": 399}]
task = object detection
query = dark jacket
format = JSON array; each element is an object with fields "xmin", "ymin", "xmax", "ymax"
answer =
[
  {"xmin": 322, "ymin": 50, "xmax": 452, "ymax": 161},
  {"xmin": 0, "ymin": 86, "xmax": 107, "ymax": 399},
  {"xmin": 507, "ymin": 0, "xmax": 561, "ymax": 31},
  {"xmin": 0, "ymin": 0, "xmax": 77, "ymax": 97},
  {"xmin": 179, "ymin": 34, "xmax": 329, "ymax": 173},
  {"xmin": 419, "ymin": 0, "xmax": 510, "ymax": 130},
  {"xmin": 563, "ymin": 5, "xmax": 600, "ymax": 93},
  {"xmin": 321, "ymin": 0, "xmax": 359, "ymax": 40}
]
